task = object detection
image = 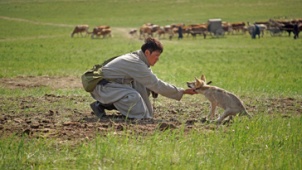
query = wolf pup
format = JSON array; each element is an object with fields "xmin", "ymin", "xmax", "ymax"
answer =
[{"xmin": 187, "ymin": 75, "xmax": 252, "ymax": 124}]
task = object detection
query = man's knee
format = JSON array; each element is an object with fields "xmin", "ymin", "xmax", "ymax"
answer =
[
  {"xmin": 114, "ymin": 92, "xmax": 149, "ymax": 118},
  {"xmin": 120, "ymin": 92, "xmax": 141, "ymax": 103}
]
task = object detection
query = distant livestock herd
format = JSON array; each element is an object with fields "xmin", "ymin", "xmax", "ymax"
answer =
[
  {"xmin": 71, "ymin": 18, "xmax": 302, "ymax": 40},
  {"xmin": 71, "ymin": 25, "xmax": 111, "ymax": 38}
]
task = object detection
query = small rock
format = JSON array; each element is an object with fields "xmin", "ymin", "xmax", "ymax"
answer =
[
  {"xmin": 22, "ymin": 128, "xmax": 31, "ymax": 135},
  {"xmin": 13, "ymin": 118, "xmax": 23, "ymax": 124},
  {"xmin": 158, "ymin": 122, "xmax": 176, "ymax": 131},
  {"xmin": 116, "ymin": 124, "xmax": 124, "ymax": 131},
  {"xmin": 30, "ymin": 123, "xmax": 40, "ymax": 129}
]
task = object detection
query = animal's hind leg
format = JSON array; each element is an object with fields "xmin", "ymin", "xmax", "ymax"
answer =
[{"xmin": 216, "ymin": 109, "xmax": 233, "ymax": 124}]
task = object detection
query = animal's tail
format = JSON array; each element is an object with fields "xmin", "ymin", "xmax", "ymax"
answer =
[{"xmin": 243, "ymin": 109, "xmax": 252, "ymax": 119}]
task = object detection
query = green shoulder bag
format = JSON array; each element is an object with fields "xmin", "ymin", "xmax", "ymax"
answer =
[{"xmin": 81, "ymin": 56, "xmax": 119, "ymax": 92}]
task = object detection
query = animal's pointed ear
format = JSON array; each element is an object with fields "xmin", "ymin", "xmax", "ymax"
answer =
[{"xmin": 201, "ymin": 75, "xmax": 206, "ymax": 82}]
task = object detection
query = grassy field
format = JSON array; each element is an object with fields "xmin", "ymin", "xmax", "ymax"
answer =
[{"xmin": 0, "ymin": 0, "xmax": 302, "ymax": 169}]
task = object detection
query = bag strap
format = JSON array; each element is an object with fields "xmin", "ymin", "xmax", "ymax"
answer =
[{"xmin": 101, "ymin": 55, "xmax": 120, "ymax": 67}]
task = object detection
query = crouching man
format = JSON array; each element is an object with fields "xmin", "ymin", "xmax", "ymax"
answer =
[{"xmin": 90, "ymin": 37, "xmax": 196, "ymax": 119}]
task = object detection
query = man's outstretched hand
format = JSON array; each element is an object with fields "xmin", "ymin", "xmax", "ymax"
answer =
[{"xmin": 183, "ymin": 88, "xmax": 197, "ymax": 95}]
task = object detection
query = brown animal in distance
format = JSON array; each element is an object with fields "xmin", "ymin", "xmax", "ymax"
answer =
[
  {"xmin": 71, "ymin": 25, "xmax": 89, "ymax": 37},
  {"xmin": 91, "ymin": 25, "xmax": 111, "ymax": 38}
]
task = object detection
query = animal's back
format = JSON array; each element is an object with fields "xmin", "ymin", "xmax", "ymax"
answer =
[{"xmin": 205, "ymin": 86, "xmax": 246, "ymax": 112}]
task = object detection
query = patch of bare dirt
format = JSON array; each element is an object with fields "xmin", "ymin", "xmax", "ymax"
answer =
[
  {"xmin": 0, "ymin": 76, "xmax": 81, "ymax": 89},
  {"xmin": 0, "ymin": 93, "xmax": 200, "ymax": 141},
  {"xmin": 0, "ymin": 76, "xmax": 301, "ymax": 142},
  {"xmin": 0, "ymin": 16, "xmax": 73, "ymax": 28}
]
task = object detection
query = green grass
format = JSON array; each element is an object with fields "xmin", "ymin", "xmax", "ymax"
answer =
[
  {"xmin": 1, "ymin": 0, "xmax": 301, "ymax": 26},
  {"xmin": 2, "ymin": 32, "xmax": 301, "ymax": 96},
  {"xmin": 1, "ymin": 115, "xmax": 301, "ymax": 169},
  {"xmin": 0, "ymin": 0, "xmax": 301, "ymax": 169}
]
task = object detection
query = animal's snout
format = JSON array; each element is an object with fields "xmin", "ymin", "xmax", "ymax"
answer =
[{"xmin": 186, "ymin": 82, "xmax": 193, "ymax": 88}]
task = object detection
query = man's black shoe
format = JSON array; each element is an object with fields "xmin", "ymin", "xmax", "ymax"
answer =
[{"xmin": 90, "ymin": 101, "xmax": 106, "ymax": 118}]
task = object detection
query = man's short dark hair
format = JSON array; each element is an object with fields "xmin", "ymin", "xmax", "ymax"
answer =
[{"xmin": 141, "ymin": 37, "xmax": 163, "ymax": 53}]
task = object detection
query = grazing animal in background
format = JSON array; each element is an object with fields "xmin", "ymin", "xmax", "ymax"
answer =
[
  {"xmin": 139, "ymin": 23, "xmax": 161, "ymax": 39},
  {"xmin": 187, "ymin": 75, "xmax": 252, "ymax": 124},
  {"xmin": 139, "ymin": 25, "xmax": 152, "ymax": 39},
  {"xmin": 281, "ymin": 22, "xmax": 295, "ymax": 37},
  {"xmin": 98, "ymin": 29, "xmax": 112, "ymax": 38},
  {"xmin": 156, "ymin": 27, "xmax": 166, "ymax": 39},
  {"xmin": 71, "ymin": 25, "xmax": 89, "ymax": 37},
  {"xmin": 129, "ymin": 29, "xmax": 138, "ymax": 37},
  {"xmin": 93, "ymin": 29, "xmax": 111, "ymax": 38},
  {"xmin": 190, "ymin": 30, "xmax": 207, "ymax": 39},
  {"xmin": 189, "ymin": 24, "xmax": 207, "ymax": 39},
  {"xmin": 230, "ymin": 22, "xmax": 246, "ymax": 34},
  {"xmin": 91, "ymin": 25, "xmax": 111, "ymax": 38}
]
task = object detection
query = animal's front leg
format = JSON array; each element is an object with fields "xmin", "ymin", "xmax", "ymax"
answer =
[{"xmin": 207, "ymin": 102, "xmax": 217, "ymax": 120}]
